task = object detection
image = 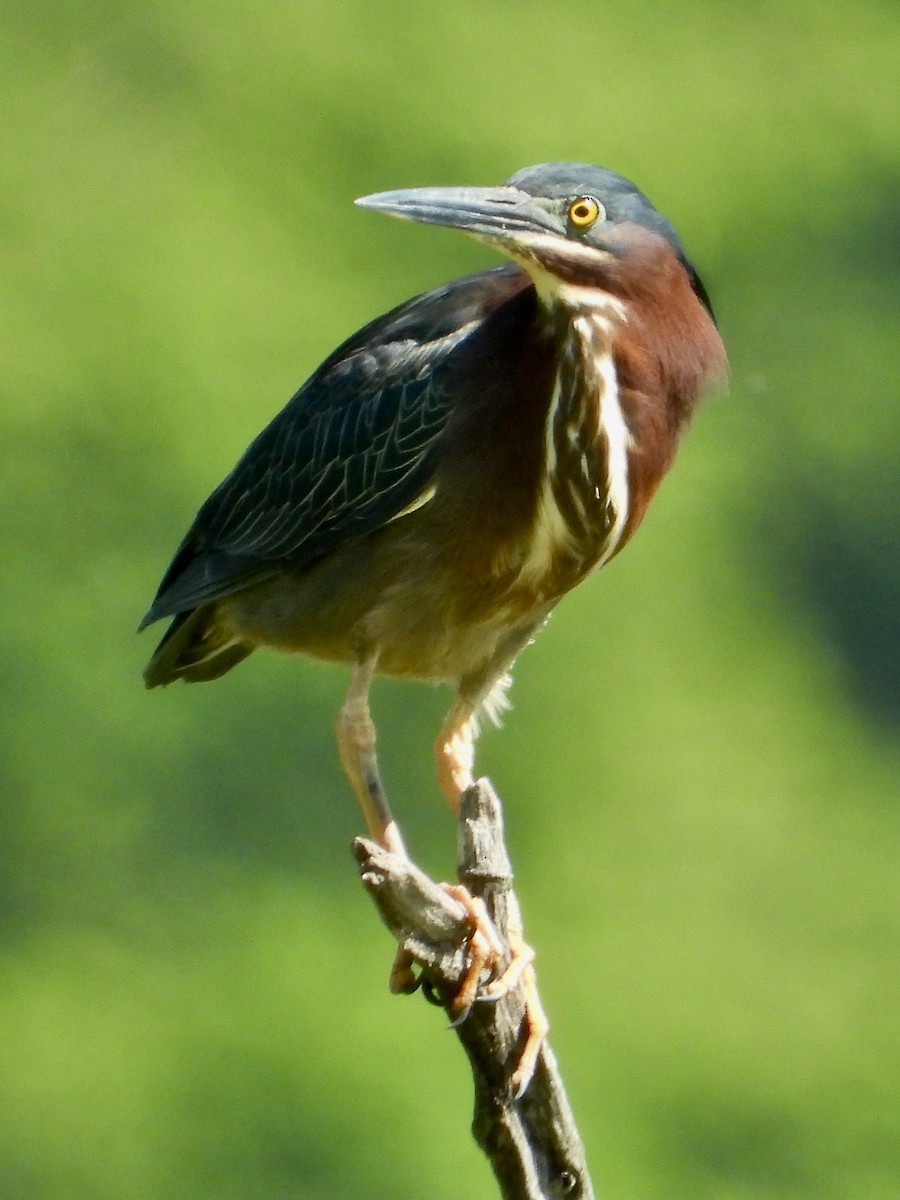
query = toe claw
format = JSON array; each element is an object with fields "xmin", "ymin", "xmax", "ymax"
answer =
[{"xmin": 447, "ymin": 1003, "xmax": 473, "ymax": 1029}]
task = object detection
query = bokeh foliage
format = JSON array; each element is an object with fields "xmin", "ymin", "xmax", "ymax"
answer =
[{"xmin": 1, "ymin": 1, "xmax": 898, "ymax": 1196}]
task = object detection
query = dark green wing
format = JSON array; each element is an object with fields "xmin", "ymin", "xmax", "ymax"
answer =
[{"xmin": 141, "ymin": 264, "xmax": 529, "ymax": 626}]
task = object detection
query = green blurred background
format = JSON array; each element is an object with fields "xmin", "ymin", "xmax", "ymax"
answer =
[{"xmin": 2, "ymin": 2, "xmax": 898, "ymax": 1197}]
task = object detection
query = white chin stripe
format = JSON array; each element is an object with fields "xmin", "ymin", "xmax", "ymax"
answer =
[{"xmin": 518, "ymin": 297, "xmax": 631, "ymax": 585}]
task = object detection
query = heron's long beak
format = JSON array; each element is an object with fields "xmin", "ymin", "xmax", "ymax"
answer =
[{"xmin": 356, "ymin": 185, "xmax": 559, "ymax": 243}]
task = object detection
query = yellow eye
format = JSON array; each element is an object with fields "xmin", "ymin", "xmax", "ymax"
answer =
[{"xmin": 567, "ymin": 195, "xmax": 603, "ymax": 229}]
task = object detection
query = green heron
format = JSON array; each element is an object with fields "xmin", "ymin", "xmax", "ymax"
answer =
[{"xmin": 142, "ymin": 162, "xmax": 726, "ymax": 1073}]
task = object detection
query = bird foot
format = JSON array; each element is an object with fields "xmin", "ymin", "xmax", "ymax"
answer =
[
  {"xmin": 503, "ymin": 955, "xmax": 550, "ymax": 1099},
  {"xmin": 440, "ymin": 883, "xmax": 506, "ymax": 1021},
  {"xmin": 439, "ymin": 884, "xmax": 549, "ymax": 1097},
  {"xmin": 385, "ymin": 882, "xmax": 504, "ymax": 1006},
  {"xmin": 357, "ymin": 827, "xmax": 549, "ymax": 1097},
  {"xmin": 468, "ymin": 911, "xmax": 548, "ymax": 1098}
]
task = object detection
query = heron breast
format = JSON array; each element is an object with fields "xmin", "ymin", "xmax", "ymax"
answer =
[{"xmin": 514, "ymin": 305, "xmax": 632, "ymax": 596}]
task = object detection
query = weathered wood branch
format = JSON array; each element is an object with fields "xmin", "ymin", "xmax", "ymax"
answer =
[{"xmin": 354, "ymin": 778, "xmax": 594, "ymax": 1200}]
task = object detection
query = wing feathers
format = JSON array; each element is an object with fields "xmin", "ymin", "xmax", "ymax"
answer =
[{"xmin": 143, "ymin": 265, "xmax": 530, "ymax": 625}]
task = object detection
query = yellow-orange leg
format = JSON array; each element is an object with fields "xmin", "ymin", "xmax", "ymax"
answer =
[
  {"xmin": 434, "ymin": 699, "xmax": 546, "ymax": 1090},
  {"xmin": 340, "ymin": 668, "xmax": 545, "ymax": 1087},
  {"xmin": 336, "ymin": 656, "xmax": 406, "ymax": 856},
  {"xmin": 434, "ymin": 699, "xmax": 477, "ymax": 807},
  {"xmin": 434, "ymin": 703, "xmax": 501, "ymax": 1007},
  {"xmin": 337, "ymin": 658, "xmax": 418, "ymax": 993}
]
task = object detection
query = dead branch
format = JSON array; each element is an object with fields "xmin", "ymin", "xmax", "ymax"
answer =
[{"xmin": 354, "ymin": 779, "xmax": 594, "ymax": 1200}]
